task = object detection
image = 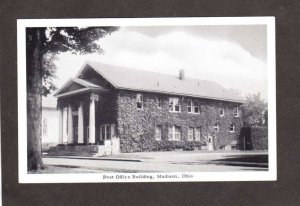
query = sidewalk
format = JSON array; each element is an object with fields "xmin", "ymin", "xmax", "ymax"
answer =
[
  {"xmin": 45, "ymin": 149, "xmax": 268, "ymax": 161},
  {"xmin": 43, "ymin": 150, "xmax": 268, "ymax": 173}
]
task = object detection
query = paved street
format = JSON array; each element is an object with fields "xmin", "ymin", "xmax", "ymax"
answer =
[{"xmin": 43, "ymin": 150, "xmax": 268, "ymax": 173}]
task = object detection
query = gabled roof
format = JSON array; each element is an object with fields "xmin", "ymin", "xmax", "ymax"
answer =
[
  {"xmin": 75, "ymin": 61, "xmax": 244, "ymax": 103},
  {"xmin": 54, "ymin": 78, "xmax": 107, "ymax": 98}
]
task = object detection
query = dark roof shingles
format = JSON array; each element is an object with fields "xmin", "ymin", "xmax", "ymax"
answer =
[{"xmin": 86, "ymin": 61, "xmax": 244, "ymax": 103}]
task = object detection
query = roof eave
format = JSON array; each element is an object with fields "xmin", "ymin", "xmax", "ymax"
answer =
[
  {"xmin": 55, "ymin": 88, "xmax": 110, "ymax": 98},
  {"xmin": 54, "ymin": 78, "xmax": 73, "ymax": 96},
  {"xmin": 117, "ymin": 87, "xmax": 245, "ymax": 104}
]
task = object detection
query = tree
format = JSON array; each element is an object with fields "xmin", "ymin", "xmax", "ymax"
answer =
[
  {"xmin": 242, "ymin": 93, "xmax": 268, "ymax": 127},
  {"xmin": 26, "ymin": 27, "xmax": 118, "ymax": 171},
  {"xmin": 263, "ymin": 109, "xmax": 268, "ymax": 127},
  {"xmin": 42, "ymin": 53, "xmax": 58, "ymax": 96}
]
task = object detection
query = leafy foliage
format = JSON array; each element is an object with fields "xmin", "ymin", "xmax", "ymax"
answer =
[
  {"xmin": 27, "ymin": 26, "xmax": 119, "ymax": 96},
  {"xmin": 42, "ymin": 27, "xmax": 118, "ymax": 55},
  {"xmin": 242, "ymin": 93, "xmax": 268, "ymax": 127},
  {"xmin": 42, "ymin": 54, "xmax": 58, "ymax": 96},
  {"xmin": 251, "ymin": 127, "xmax": 268, "ymax": 150}
]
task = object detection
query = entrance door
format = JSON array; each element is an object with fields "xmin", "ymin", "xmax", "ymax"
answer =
[
  {"xmin": 100, "ymin": 124, "xmax": 120, "ymax": 155},
  {"xmin": 240, "ymin": 127, "xmax": 252, "ymax": 150},
  {"xmin": 244, "ymin": 133, "xmax": 253, "ymax": 150},
  {"xmin": 208, "ymin": 135, "xmax": 214, "ymax": 151}
]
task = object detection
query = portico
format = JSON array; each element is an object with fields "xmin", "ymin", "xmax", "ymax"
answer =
[
  {"xmin": 57, "ymin": 92, "xmax": 99, "ymax": 145},
  {"xmin": 50, "ymin": 77, "xmax": 120, "ymax": 156}
]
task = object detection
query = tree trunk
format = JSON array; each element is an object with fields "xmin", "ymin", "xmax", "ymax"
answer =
[{"xmin": 27, "ymin": 28, "xmax": 44, "ymax": 171}]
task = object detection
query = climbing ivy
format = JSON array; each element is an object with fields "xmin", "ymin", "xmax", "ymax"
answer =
[{"xmin": 116, "ymin": 90, "xmax": 243, "ymax": 152}]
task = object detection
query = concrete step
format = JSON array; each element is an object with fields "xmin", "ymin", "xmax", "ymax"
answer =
[{"xmin": 47, "ymin": 152, "xmax": 96, "ymax": 157}]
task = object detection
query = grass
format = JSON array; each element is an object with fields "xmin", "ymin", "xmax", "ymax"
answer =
[
  {"xmin": 213, "ymin": 154, "xmax": 268, "ymax": 163},
  {"xmin": 29, "ymin": 165, "xmax": 101, "ymax": 174},
  {"xmin": 29, "ymin": 165, "xmax": 153, "ymax": 174}
]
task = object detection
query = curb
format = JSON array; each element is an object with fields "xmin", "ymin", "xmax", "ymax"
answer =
[{"xmin": 44, "ymin": 155, "xmax": 142, "ymax": 162}]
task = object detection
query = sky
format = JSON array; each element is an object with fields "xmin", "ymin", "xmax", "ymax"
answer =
[{"xmin": 52, "ymin": 25, "xmax": 268, "ymax": 102}]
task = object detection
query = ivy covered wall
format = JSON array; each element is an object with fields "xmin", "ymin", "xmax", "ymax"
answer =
[{"xmin": 115, "ymin": 90, "xmax": 244, "ymax": 152}]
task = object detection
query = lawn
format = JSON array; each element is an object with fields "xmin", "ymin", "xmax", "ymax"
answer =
[{"xmin": 28, "ymin": 165, "xmax": 101, "ymax": 174}]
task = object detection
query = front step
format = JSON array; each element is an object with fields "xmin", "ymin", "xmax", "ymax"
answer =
[
  {"xmin": 46, "ymin": 152, "xmax": 96, "ymax": 157},
  {"xmin": 49, "ymin": 145, "xmax": 107, "ymax": 157}
]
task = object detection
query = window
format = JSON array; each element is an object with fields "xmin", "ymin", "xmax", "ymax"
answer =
[
  {"xmin": 234, "ymin": 106, "xmax": 239, "ymax": 117},
  {"xmin": 169, "ymin": 97, "xmax": 181, "ymax": 112},
  {"xmin": 168, "ymin": 126, "xmax": 181, "ymax": 140},
  {"xmin": 106, "ymin": 125, "xmax": 111, "ymax": 139},
  {"xmin": 100, "ymin": 124, "xmax": 111, "ymax": 140},
  {"xmin": 214, "ymin": 123, "xmax": 220, "ymax": 132},
  {"xmin": 229, "ymin": 123, "xmax": 236, "ymax": 133},
  {"xmin": 174, "ymin": 126, "xmax": 181, "ymax": 140},
  {"xmin": 220, "ymin": 108, "xmax": 224, "ymax": 116},
  {"xmin": 101, "ymin": 125, "xmax": 105, "ymax": 140},
  {"xmin": 188, "ymin": 127, "xmax": 194, "ymax": 141},
  {"xmin": 187, "ymin": 100, "xmax": 192, "ymax": 113},
  {"xmin": 42, "ymin": 118, "xmax": 47, "ymax": 135},
  {"xmin": 137, "ymin": 93, "xmax": 143, "ymax": 109},
  {"xmin": 194, "ymin": 101, "xmax": 200, "ymax": 113},
  {"xmin": 157, "ymin": 97, "xmax": 163, "ymax": 108},
  {"xmin": 155, "ymin": 125, "xmax": 162, "ymax": 140},
  {"xmin": 187, "ymin": 100, "xmax": 199, "ymax": 114},
  {"xmin": 195, "ymin": 127, "xmax": 201, "ymax": 141}
]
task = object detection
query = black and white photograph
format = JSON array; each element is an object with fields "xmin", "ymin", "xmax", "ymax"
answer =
[{"xmin": 18, "ymin": 17, "xmax": 276, "ymax": 183}]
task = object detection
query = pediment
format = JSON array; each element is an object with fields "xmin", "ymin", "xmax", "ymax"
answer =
[
  {"xmin": 60, "ymin": 81, "xmax": 85, "ymax": 94},
  {"xmin": 54, "ymin": 78, "xmax": 103, "ymax": 97}
]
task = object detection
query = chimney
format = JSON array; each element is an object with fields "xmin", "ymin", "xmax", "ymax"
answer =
[{"xmin": 179, "ymin": 69, "xmax": 185, "ymax": 80}]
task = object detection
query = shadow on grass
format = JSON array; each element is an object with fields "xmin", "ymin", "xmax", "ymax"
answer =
[
  {"xmin": 172, "ymin": 154, "xmax": 269, "ymax": 169},
  {"xmin": 215, "ymin": 154, "xmax": 268, "ymax": 163},
  {"xmin": 211, "ymin": 154, "xmax": 268, "ymax": 168}
]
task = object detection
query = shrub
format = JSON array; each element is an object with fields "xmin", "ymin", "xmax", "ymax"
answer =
[{"xmin": 251, "ymin": 126, "xmax": 268, "ymax": 150}]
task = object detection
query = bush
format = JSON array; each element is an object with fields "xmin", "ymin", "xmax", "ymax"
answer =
[{"xmin": 251, "ymin": 127, "xmax": 268, "ymax": 150}]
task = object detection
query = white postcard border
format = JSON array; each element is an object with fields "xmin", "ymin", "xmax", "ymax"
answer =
[{"xmin": 17, "ymin": 17, "xmax": 276, "ymax": 183}]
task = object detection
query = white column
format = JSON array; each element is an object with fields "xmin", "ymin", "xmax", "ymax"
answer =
[
  {"xmin": 89, "ymin": 94, "xmax": 98, "ymax": 144},
  {"xmin": 78, "ymin": 102, "xmax": 84, "ymax": 144},
  {"xmin": 67, "ymin": 104, "xmax": 74, "ymax": 144},
  {"xmin": 63, "ymin": 108, "xmax": 68, "ymax": 141},
  {"xmin": 58, "ymin": 106, "xmax": 64, "ymax": 144}
]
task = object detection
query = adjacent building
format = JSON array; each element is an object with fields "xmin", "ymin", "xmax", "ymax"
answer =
[{"xmin": 42, "ymin": 96, "xmax": 67, "ymax": 151}]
